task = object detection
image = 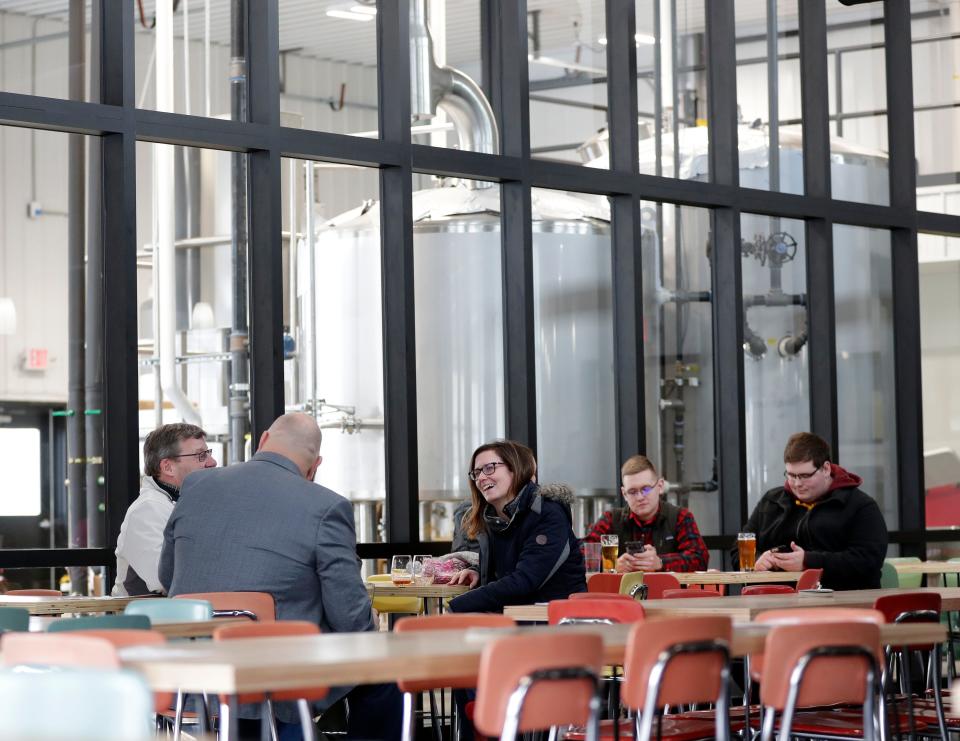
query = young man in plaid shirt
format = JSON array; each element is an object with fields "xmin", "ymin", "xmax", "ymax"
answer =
[{"xmin": 583, "ymin": 454, "xmax": 709, "ymax": 573}]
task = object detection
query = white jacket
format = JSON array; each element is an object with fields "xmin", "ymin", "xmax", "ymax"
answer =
[{"xmin": 111, "ymin": 477, "xmax": 176, "ymax": 596}]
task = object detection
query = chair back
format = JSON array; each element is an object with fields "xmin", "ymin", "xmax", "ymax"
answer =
[
  {"xmin": 473, "ymin": 632, "xmax": 603, "ymax": 738},
  {"xmin": 213, "ymin": 620, "xmax": 327, "ymax": 703},
  {"xmin": 124, "ymin": 598, "xmax": 212, "ymax": 622},
  {"xmin": 1, "ymin": 632, "xmax": 120, "ymax": 669},
  {"xmin": 47, "ymin": 614, "xmax": 152, "ymax": 633},
  {"xmin": 741, "ymin": 585, "xmax": 795, "ymax": 596},
  {"xmin": 0, "ymin": 668, "xmax": 154, "ymax": 740},
  {"xmin": 621, "ymin": 616, "xmax": 732, "ymax": 709},
  {"xmin": 174, "ymin": 591, "xmax": 276, "ymax": 621},
  {"xmin": 873, "ymin": 592, "xmax": 941, "ymax": 649},
  {"xmin": 569, "ymin": 592, "xmax": 635, "ymax": 602},
  {"xmin": 885, "ymin": 557, "xmax": 922, "ymax": 588},
  {"xmin": 880, "ymin": 561, "xmax": 900, "ymax": 588},
  {"xmin": 662, "ymin": 589, "xmax": 716, "ymax": 599},
  {"xmin": 795, "ymin": 568, "xmax": 824, "ymax": 590},
  {"xmin": 760, "ymin": 621, "xmax": 881, "ymax": 709},
  {"xmin": 4, "ymin": 589, "xmax": 62, "ymax": 597},
  {"xmin": 0, "ymin": 606, "xmax": 29, "ymax": 632},
  {"xmin": 547, "ymin": 597, "xmax": 645, "ymax": 625},
  {"xmin": 619, "ymin": 571, "xmax": 646, "ymax": 600},
  {"xmin": 586, "ymin": 572, "xmax": 623, "ymax": 593},
  {"xmin": 394, "ymin": 613, "xmax": 516, "ymax": 692},
  {"xmin": 642, "ymin": 572, "xmax": 681, "ymax": 600},
  {"xmin": 366, "ymin": 574, "xmax": 422, "ymax": 615}
]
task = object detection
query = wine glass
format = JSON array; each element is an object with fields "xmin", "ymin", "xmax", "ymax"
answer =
[
  {"xmin": 413, "ymin": 555, "xmax": 435, "ymax": 585},
  {"xmin": 390, "ymin": 554, "xmax": 412, "ymax": 585}
]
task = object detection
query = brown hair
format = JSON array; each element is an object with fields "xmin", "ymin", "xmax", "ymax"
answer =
[
  {"xmin": 461, "ymin": 440, "xmax": 537, "ymax": 539},
  {"xmin": 783, "ymin": 432, "xmax": 831, "ymax": 469},
  {"xmin": 144, "ymin": 423, "xmax": 207, "ymax": 477},
  {"xmin": 620, "ymin": 454, "xmax": 658, "ymax": 480}
]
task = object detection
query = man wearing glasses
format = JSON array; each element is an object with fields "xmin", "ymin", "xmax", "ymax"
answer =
[
  {"xmin": 111, "ymin": 423, "xmax": 216, "ymax": 596},
  {"xmin": 583, "ymin": 454, "xmax": 709, "ymax": 572},
  {"xmin": 737, "ymin": 431, "xmax": 888, "ymax": 590}
]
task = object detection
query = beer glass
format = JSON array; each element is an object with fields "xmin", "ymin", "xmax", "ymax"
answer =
[
  {"xmin": 737, "ymin": 533, "xmax": 757, "ymax": 572},
  {"xmin": 391, "ymin": 554, "xmax": 413, "ymax": 585},
  {"xmin": 600, "ymin": 534, "xmax": 619, "ymax": 573}
]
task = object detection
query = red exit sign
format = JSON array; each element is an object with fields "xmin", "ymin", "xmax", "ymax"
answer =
[{"xmin": 23, "ymin": 347, "xmax": 49, "ymax": 371}]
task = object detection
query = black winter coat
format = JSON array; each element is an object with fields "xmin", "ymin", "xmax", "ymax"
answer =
[
  {"xmin": 735, "ymin": 472, "xmax": 888, "ymax": 590},
  {"xmin": 449, "ymin": 481, "xmax": 587, "ymax": 612}
]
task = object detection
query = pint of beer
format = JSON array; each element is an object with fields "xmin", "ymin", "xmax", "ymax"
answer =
[
  {"xmin": 737, "ymin": 532, "xmax": 756, "ymax": 571},
  {"xmin": 600, "ymin": 534, "xmax": 619, "ymax": 573}
]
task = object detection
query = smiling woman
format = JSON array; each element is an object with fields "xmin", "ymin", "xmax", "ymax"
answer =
[{"xmin": 447, "ymin": 439, "xmax": 587, "ymax": 613}]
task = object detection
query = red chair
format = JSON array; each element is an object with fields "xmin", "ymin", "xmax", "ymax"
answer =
[
  {"xmin": 174, "ymin": 591, "xmax": 276, "ymax": 621},
  {"xmin": 795, "ymin": 569, "xmax": 823, "ymax": 591},
  {"xmin": 641, "ymin": 573, "xmax": 680, "ymax": 600},
  {"xmin": 213, "ymin": 620, "xmax": 327, "ymax": 736},
  {"xmin": 587, "ymin": 573, "xmax": 623, "ymax": 593},
  {"xmin": 548, "ymin": 598, "xmax": 645, "ymax": 625},
  {"xmin": 394, "ymin": 613, "xmax": 515, "ymax": 741},
  {"xmin": 473, "ymin": 632, "xmax": 603, "ymax": 739},
  {"xmin": 741, "ymin": 585, "xmax": 796, "ymax": 596},
  {"xmin": 569, "ymin": 592, "xmax": 636, "ymax": 602},
  {"xmin": 662, "ymin": 589, "xmax": 717, "ymax": 599},
  {"xmin": 4, "ymin": 589, "xmax": 62, "ymax": 597}
]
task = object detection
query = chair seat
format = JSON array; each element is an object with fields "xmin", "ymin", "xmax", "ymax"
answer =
[
  {"xmin": 563, "ymin": 716, "xmax": 722, "ymax": 741},
  {"xmin": 776, "ymin": 709, "xmax": 931, "ymax": 736}
]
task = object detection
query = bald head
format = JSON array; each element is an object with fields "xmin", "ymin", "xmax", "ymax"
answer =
[{"xmin": 258, "ymin": 413, "xmax": 323, "ymax": 479}]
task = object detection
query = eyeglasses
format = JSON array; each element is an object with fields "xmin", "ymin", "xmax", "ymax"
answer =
[
  {"xmin": 468, "ymin": 461, "xmax": 507, "ymax": 481},
  {"xmin": 624, "ymin": 481, "xmax": 660, "ymax": 498},
  {"xmin": 172, "ymin": 448, "xmax": 213, "ymax": 464},
  {"xmin": 783, "ymin": 467, "xmax": 821, "ymax": 482}
]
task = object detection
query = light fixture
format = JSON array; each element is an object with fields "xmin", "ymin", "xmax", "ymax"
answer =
[
  {"xmin": 326, "ymin": 7, "xmax": 374, "ymax": 22},
  {"xmin": 350, "ymin": 4, "xmax": 377, "ymax": 16},
  {"xmin": 191, "ymin": 301, "xmax": 215, "ymax": 330},
  {"xmin": 598, "ymin": 33, "xmax": 657, "ymax": 46},
  {"xmin": 527, "ymin": 54, "xmax": 606, "ymax": 76},
  {"xmin": 0, "ymin": 298, "xmax": 15, "ymax": 336}
]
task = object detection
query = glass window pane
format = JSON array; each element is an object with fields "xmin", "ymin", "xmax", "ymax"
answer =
[
  {"xmin": 529, "ymin": 1, "xmax": 608, "ymax": 165},
  {"xmin": 281, "ymin": 159, "xmax": 383, "ymax": 544},
  {"xmin": 640, "ymin": 202, "xmax": 719, "ymax": 537},
  {"xmin": 919, "ymin": 233, "xmax": 960, "ymax": 530},
  {"xmin": 741, "ymin": 214, "xmax": 809, "ymax": 511},
  {"xmin": 635, "ymin": 0, "xmax": 709, "ymax": 179},
  {"xmin": 735, "ymin": 0, "xmax": 803, "ymax": 195},
  {"xmin": 532, "ymin": 187, "xmax": 616, "ymax": 533},
  {"xmin": 826, "ymin": 1, "xmax": 889, "ymax": 205},
  {"xmin": 414, "ymin": 178, "xmax": 503, "ymax": 541},
  {"xmin": 833, "ymin": 224, "xmax": 897, "ymax": 527},
  {"xmin": 0, "ymin": 2, "xmax": 93, "ymax": 101},
  {"xmin": 279, "ymin": 2, "xmax": 379, "ymax": 135}
]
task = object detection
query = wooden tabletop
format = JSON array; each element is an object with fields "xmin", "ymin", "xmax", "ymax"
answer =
[
  {"xmin": 0, "ymin": 594, "xmax": 147, "ymax": 616},
  {"xmin": 673, "ymin": 571, "xmax": 802, "ymax": 586},
  {"xmin": 891, "ymin": 561, "xmax": 960, "ymax": 575},
  {"xmin": 365, "ymin": 583, "xmax": 469, "ymax": 599},
  {"xmin": 28, "ymin": 615, "xmax": 249, "ymax": 639},
  {"xmin": 504, "ymin": 587, "xmax": 960, "ymax": 623},
  {"xmin": 119, "ymin": 620, "xmax": 945, "ymax": 695}
]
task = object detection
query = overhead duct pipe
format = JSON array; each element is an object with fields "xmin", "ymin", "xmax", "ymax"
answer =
[
  {"xmin": 410, "ymin": 0, "xmax": 499, "ymax": 156},
  {"xmin": 156, "ymin": 0, "xmax": 202, "ymax": 426}
]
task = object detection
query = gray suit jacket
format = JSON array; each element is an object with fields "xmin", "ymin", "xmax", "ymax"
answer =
[{"xmin": 159, "ymin": 451, "xmax": 374, "ymax": 635}]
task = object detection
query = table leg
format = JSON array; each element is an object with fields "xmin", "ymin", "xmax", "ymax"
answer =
[{"xmin": 220, "ymin": 695, "xmax": 239, "ymax": 741}]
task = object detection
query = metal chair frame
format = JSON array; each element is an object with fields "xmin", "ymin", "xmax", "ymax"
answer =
[
  {"xmin": 887, "ymin": 608, "xmax": 948, "ymax": 741},
  {"xmin": 500, "ymin": 666, "xmax": 602, "ymax": 741}
]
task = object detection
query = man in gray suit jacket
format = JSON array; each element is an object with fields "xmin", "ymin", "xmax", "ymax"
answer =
[{"xmin": 159, "ymin": 413, "xmax": 401, "ymax": 741}]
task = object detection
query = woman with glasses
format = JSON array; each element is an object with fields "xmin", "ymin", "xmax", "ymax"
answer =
[
  {"xmin": 583, "ymin": 454, "xmax": 709, "ymax": 573},
  {"xmin": 447, "ymin": 439, "xmax": 586, "ymax": 613}
]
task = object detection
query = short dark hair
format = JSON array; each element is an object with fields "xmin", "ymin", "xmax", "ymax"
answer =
[
  {"xmin": 783, "ymin": 432, "xmax": 831, "ymax": 469},
  {"xmin": 144, "ymin": 423, "xmax": 207, "ymax": 477}
]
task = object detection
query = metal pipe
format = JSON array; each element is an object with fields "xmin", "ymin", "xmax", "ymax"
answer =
[
  {"xmin": 229, "ymin": 0, "xmax": 250, "ymax": 463},
  {"xmin": 305, "ymin": 161, "xmax": 318, "ymax": 418},
  {"xmin": 158, "ymin": 0, "xmax": 202, "ymax": 426},
  {"xmin": 766, "ymin": 0, "xmax": 780, "ymax": 192},
  {"xmin": 66, "ymin": 0, "xmax": 86, "ymax": 559},
  {"xmin": 287, "ymin": 159, "xmax": 299, "ymax": 398}
]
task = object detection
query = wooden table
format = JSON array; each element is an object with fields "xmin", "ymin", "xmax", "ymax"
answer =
[
  {"xmin": 365, "ymin": 582, "xmax": 469, "ymax": 614},
  {"xmin": 504, "ymin": 587, "xmax": 960, "ymax": 623},
  {"xmin": 29, "ymin": 615, "xmax": 248, "ymax": 639},
  {"xmin": 0, "ymin": 594, "xmax": 148, "ymax": 616},
  {"xmin": 673, "ymin": 571, "xmax": 802, "ymax": 586},
  {"xmin": 892, "ymin": 561, "xmax": 960, "ymax": 587}
]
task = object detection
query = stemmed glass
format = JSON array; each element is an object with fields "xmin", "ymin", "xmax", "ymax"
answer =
[
  {"xmin": 413, "ymin": 555, "xmax": 436, "ymax": 585},
  {"xmin": 391, "ymin": 554, "xmax": 412, "ymax": 585}
]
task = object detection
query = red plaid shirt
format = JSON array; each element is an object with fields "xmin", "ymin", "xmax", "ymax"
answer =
[{"xmin": 583, "ymin": 506, "xmax": 708, "ymax": 572}]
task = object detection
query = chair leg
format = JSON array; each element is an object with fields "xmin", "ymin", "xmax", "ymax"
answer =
[
  {"xmin": 297, "ymin": 699, "xmax": 317, "ymax": 741},
  {"xmin": 759, "ymin": 706, "xmax": 776, "ymax": 741},
  {"xmin": 173, "ymin": 690, "xmax": 185, "ymax": 741},
  {"xmin": 429, "ymin": 689, "xmax": 443, "ymax": 741},
  {"xmin": 401, "ymin": 691, "xmax": 416, "ymax": 741},
  {"xmin": 264, "ymin": 698, "xmax": 280, "ymax": 741},
  {"xmin": 930, "ymin": 643, "xmax": 949, "ymax": 741},
  {"xmin": 900, "ymin": 647, "xmax": 918, "ymax": 741}
]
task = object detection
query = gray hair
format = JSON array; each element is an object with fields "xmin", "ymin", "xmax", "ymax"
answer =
[{"xmin": 144, "ymin": 423, "xmax": 207, "ymax": 477}]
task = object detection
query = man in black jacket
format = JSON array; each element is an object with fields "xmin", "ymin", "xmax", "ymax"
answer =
[{"xmin": 736, "ymin": 432, "xmax": 888, "ymax": 590}]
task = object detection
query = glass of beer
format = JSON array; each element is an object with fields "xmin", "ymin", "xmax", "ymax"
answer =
[
  {"xmin": 737, "ymin": 533, "xmax": 757, "ymax": 572},
  {"xmin": 391, "ymin": 554, "xmax": 412, "ymax": 585},
  {"xmin": 600, "ymin": 534, "xmax": 619, "ymax": 573}
]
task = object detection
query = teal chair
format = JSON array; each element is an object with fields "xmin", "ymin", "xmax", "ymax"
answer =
[
  {"xmin": 879, "ymin": 561, "xmax": 900, "ymax": 589},
  {"xmin": 884, "ymin": 557, "xmax": 922, "ymax": 588},
  {"xmin": 0, "ymin": 606, "xmax": 29, "ymax": 632},
  {"xmin": 47, "ymin": 614, "xmax": 151, "ymax": 633},
  {"xmin": 124, "ymin": 598, "xmax": 212, "ymax": 623},
  {"xmin": 0, "ymin": 668, "xmax": 153, "ymax": 740}
]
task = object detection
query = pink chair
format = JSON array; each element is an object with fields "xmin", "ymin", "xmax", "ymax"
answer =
[
  {"xmin": 4, "ymin": 589, "xmax": 62, "ymax": 597},
  {"xmin": 569, "ymin": 592, "xmax": 636, "ymax": 602},
  {"xmin": 548, "ymin": 598, "xmax": 646, "ymax": 625},
  {"xmin": 641, "ymin": 573, "xmax": 681, "ymax": 600},
  {"xmin": 174, "ymin": 591, "xmax": 276, "ymax": 621},
  {"xmin": 586, "ymin": 573, "xmax": 623, "ymax": 593},
  {"xmin": 741, "ymin": 585, "xmax": 795, "ymax": 596},
  {"xmin": 662, "ymin": 589, "xmax": 717, "ymax": 599},
  {"xmin": 795, "ymin": 569, "xmax": 823, "ymax": 591}
]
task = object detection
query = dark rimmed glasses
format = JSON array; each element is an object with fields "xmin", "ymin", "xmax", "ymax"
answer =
[
  {"xmin": 172, "ymin": 448, "xmax": 213, "ymax": 464},
  {"xmin": 468, "ymin": 461, "xmax": 506, "ymax": 481}
]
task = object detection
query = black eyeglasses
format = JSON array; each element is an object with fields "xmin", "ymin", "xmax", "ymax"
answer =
[
  {"xmin": 468, "ymin": 461, "xmax": 507, "ymax": 481},
  {"xmin": 624, "ymin": 481, "xmax": 661, "ymax": 498},
  {"xmin": 784, "ymin": 467, "xmax": 821, "ymax": 482},
  {"xmin": 172, "ymin": 448, "xmax": 213, "ymax": 464}
]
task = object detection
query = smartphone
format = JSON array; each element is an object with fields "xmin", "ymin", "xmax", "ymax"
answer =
[
  {"xmin": 774, "ymin": 544, "xmax": 793, "ymax": 553},
  {"xmin": 625, "ymin": 541, "xmax": 645, "ymax": 555}
]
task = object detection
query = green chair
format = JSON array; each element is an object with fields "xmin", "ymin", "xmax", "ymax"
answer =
[
  {"xmin": 884, "ymin": 556, "xmax": 922, "ymax": 588},
  {"xmin": 124, "ymin": 598, "xmax": 212, "ymax": 623},
  {"xmin": 0, "ymin": 607, "xmax": 29, "ymax": 632},
  {"xmin": 879, "ymin": 561, "xmax": 900, "ymax": 589},
  {"xmin": 47, "ymin": 614, "xmax": 151, "ymax": 633},
  {"xmin": 618, "ymin": 571, "xmax": 646, "ymax": 600}
]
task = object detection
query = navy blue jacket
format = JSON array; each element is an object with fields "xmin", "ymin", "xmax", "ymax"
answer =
[{"xmin": 449, "ymin": 482, "xmax": 587, "ymax": 613}]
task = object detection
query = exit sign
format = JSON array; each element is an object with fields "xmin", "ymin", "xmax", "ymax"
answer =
[{"xmin": 23, "ymin": 347, "xmax": 49, "ymax": 371}]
